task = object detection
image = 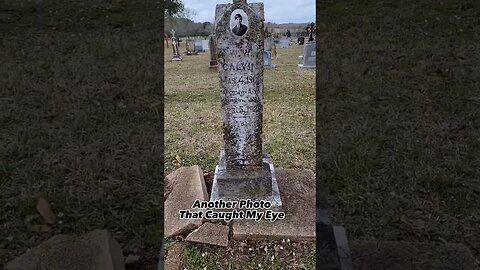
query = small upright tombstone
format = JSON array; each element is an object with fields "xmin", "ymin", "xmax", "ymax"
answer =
[
  {"xmin": 202, "ymin": 39, "xmax": 209, "ymax": 51},
  {"xmin": 209, "ymin": 33, "xmax": 218, "ymax": 69},
  {"xmin": 298, "ymin": 36, "xmax": 305, "ymax": 45},
  {"xmin": 194, "ymin": 39, "xmax": 204, "ymax": 52},
  {"xmin": 298, "ymin": 41, "xmax": 315, "ymax": 69},
  {"xmin": 171, "ymin": 30, "xmax": 182, "ymax": 61},
  {"xmin": 279, "ymin": 38, "xmax": 289, "ymax": 48},
  {"xmin": 185, "ymin": 39, "xmax": 197, "ymax": 55},
  {"xmin": 212, "ymin": 0, "xmax": 281, "ymax": 206},
  {"xmin": 264, "ymin": 37, "xmax": 273, "ymax": 52},
  {"xmin": 263, "ymin": 51, "xmax": 273, "ymax": 69}
]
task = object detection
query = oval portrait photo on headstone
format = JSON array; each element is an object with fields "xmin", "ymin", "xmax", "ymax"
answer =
[{"xmin": 230, "ymin": 9, "xmax": 249, "ymax": 37}]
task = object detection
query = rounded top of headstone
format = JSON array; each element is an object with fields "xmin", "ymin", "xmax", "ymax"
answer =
[{"xmin": 233, "ymin": 0, "xmax": 247, "ymax": 5}]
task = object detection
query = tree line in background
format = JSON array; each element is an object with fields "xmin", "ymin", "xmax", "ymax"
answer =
[{"xmin": 164, "ymin": 0, "xmax": 313, "ymax": 38}]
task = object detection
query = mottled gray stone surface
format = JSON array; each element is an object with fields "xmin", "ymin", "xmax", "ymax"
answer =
[
  {"xmin": 185, "ymin": 223, "xmax": 230, "ymax": 247},
  {"xmin": 215, "ymin": 0, "xmax": 265, "ymax": 170},
  {"xmin": 212, "ymin": 0, "xmax": 281, "ymax": 204},
  {"xmin": 232, "ymin": 168, "xmax": 315, "ymax": 240},
  {"xmin": 164, "ymin": 165, "xmax": 208, "ymax": 238},
  {"xmin": 299, "ymin": 41, "xmax": 315, "ymax": 68},
  {"xmin": 208, "ymin": 34, "xmax": 218, "ymax": 67}
]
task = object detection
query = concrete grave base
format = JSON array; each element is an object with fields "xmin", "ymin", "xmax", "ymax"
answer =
[
  {"xmin": 210, "ymin": 151, "xmax": 282, "ymax": 208},
  {"xmin": 164, "ymin": 165, "xmax": 209, "ymax": 238},
  {"xmin": 232, "ymin": 168, "xmax": 315, "ymax": 240},
  {"xmin": 298, "ymin": 63, "xmax": 315, "ymax": 69}
]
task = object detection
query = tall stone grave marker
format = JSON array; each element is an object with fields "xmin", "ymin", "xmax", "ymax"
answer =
[
  {"xmin": 209, "ymin": 34, "xmax": 218, "ymax": 69},
  {"xmin": 298, "ymin": 41, "xmax": 316, "ymax": 69},
  {"xmin": 211, "ymin": 0, "xmax": 281, "ymax": 206},
  {"xmin": 171, "ymin": 30, "xmax": 182, "ymax": 61}
]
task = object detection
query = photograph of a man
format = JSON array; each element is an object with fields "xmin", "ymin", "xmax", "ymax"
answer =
[{"xmin": 231, "ymin": 13, "xmax": 248, "ymax": 36}]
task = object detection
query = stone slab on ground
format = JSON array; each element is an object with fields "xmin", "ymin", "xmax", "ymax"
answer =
[
  {"xmin": 164, "ymin": 165, "xmax": 209, "ymax": 238},
  {"xmin": 351, "ymin": 241, "xmax": 480, "ymax": 270},
  {"xmin": 5, "ymin": 229, "xmax": 125, "ymax": 270},
  {"xmin": 185, "ymin": 222, "xmax": 229, "ymax": 247},
  {"xmin": 164, "ymin": 242, "xmax": 188, "ymax": 270},
  {"xmin": 232, "ymin": 168, "xmax": 315, "ymax": 240}
]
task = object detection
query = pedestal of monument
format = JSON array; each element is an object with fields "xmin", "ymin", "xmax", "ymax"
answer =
[{"xmin": 210, "ymin": 150, "xmax": 282, "ymax": 207}]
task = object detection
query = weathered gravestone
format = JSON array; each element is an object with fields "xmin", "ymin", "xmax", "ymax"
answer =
[
  {"xmin": 298, "ymin": 36, "xmax": 305, "ymax": 45},
  {"xmin": 209, "ymin": 34, "xmax": 218, "ymax": 68},
  {"xmin": 171, "ymin": 30, "xmax": 182, "ymax": 61},
  {"xmin": 202, "ymin": 39, "xmax": 209, "ymax": 51},
  {"xmin": 264, "ymin": 36, "xmax": 273, "ymax": 52},
  {"xmin": 194, "ymin": 39, "xmax": 204, "ymax": 52},
  {"xmin": 279, "ymin": 38, "xmax": 290, "ymax": 48},
  {"xmin": 185, "ymin": 39, "xmax": 197, "ymax": 55},
  {"xmin": 263, "ymin": 51, "xmax": 274, "ymax": 69},
  {"xmin": 211, "ymin": 0, "xmax": 281, "ymax": 206},
  {"xmin": 298, "ymin": 41, "xmax": 315, "ymax": 69}
]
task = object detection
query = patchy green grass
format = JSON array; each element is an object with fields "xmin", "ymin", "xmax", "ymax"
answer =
[
  {"xmin": 183, "ymin": 245, "xmax": 217, "ymax": 270},
  {"xmin": 318, "ymin": 0, "xmax": 480, "ymax": 260},
  {"xmin": 0, "ymin": 0, "xmax": 163, "ymax": 265},
  {"xmin": 164, "ymin": 41, "xmax": 315, "ymax": 174}
]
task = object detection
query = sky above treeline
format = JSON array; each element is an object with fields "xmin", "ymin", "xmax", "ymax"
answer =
[{"xmin": 180, "ymin": 0, "xmax": 315, "ymax": 24}]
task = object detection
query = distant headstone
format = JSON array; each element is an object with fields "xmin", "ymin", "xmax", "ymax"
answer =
[
  {"xmin": 298, "ymin": 41, "xmax": 315, "ymax": 69},
  {"xmin": 263, "ymin": 51, "xmax": 274, "ymax": 69},
  {"xmin": 264, "ymin": 37, "xmax": 273, "ymax": 52},
  {"xmin": 185, "ymin": 39, "xmax": 197, "ymax": 55},
  {"xmin": 298, "ymin": 36, "xmax": 305, "ymax": 45},
  {"xmin": 194, "ymin": 40, "xmax": 203, "ymax": 52},
  {"xmin": 306, "ymin": 22, "xmax": 315, "ymax": 42},
  {"xmin": 209, "ymin": 34, "xmax": 218, "ymax": 68},
  {"xmin": 202, "ymin": 39, "xmax": 209, "ymax": 51},
  {"xmin": 279, "ymin": 38, "xmax": 289, "ymax": 48},
  {"xmin": 212, "ymin": 0, "xmax": 281, "ymax": 206},
  {"xmin": 170, "ymin": 30, "xmax": 182, "ymax": 61},
  {"xmin": 273, "ymin": 37, "xmax": 279, "ymax": 44}
]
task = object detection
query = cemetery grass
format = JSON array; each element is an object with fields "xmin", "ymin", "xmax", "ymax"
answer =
[
  {"xmin": 0, "ymin": 1, "xmax": 163, "ymax": 267},
  {"xmin": 318, "ymin": 0, "xmax": 480, "ymax": 262},
  {"xmin": 180, "ymin": 240, "xmax": 315, "ymax": 270},
  {"xmin": 164, "ymin": 44, "xmax": 316, "ymax": 268}
]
